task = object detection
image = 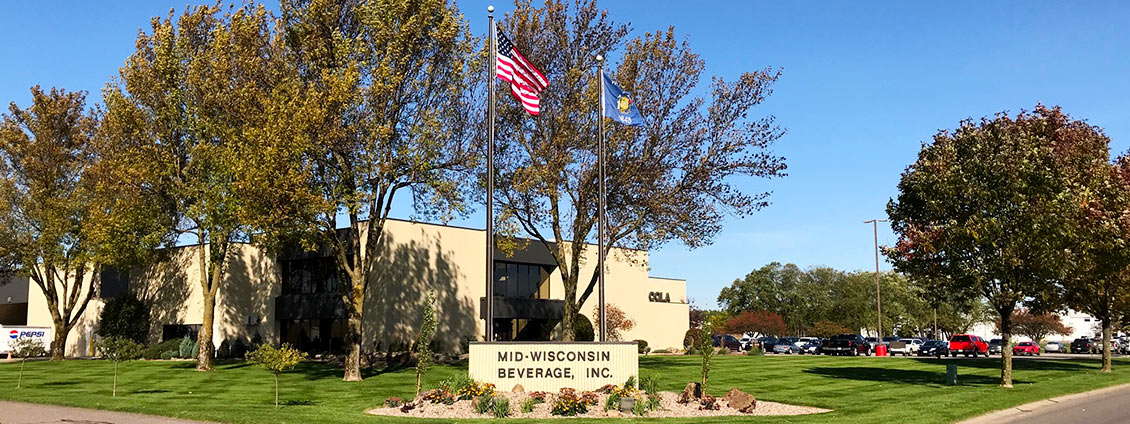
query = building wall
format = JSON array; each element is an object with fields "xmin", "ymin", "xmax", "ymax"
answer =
[{"xmin": 22, "ymin": 219, "xmax": 689, "ymax": 356}]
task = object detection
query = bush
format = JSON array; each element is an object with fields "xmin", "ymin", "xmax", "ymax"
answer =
[
  {"xmin": 142, "ymin": 339, "xmax": 182, "ymax": 360},
  {"xmin": 492, "ymin": 397, "xmax": 510, "ymax": 418},
  {"xmin": 639, "ymin": 374, "xmax": 659, "ymax": 395},
  {"xmin": 384, "ymin": 396, "xmax": 404, "ymax": 408},
  {"xmin": 574, "ymin": 314, "xmax": 595, "ymax": 342},
  {"xmin": 160, "ymin": 349, "xmax": 177, "ymax": 360},
  {"xmin": 635, "ymin": 340, "xmax": 649, "ymax": 354},
  {"xmin": 651, "ymin": 348, "xmax": 670, "ymax": 354},
  {"xmin": 247, "ymin": 343, "xmax": 308, "ymax": 408},
  {"xmin": 178, "ymin": 335, "xmax": 197, "ymax": 359},
  {"xmin": 746, "ymin": 345, "xmax": 763, "ymax": 356},
  {"xmin": 521, "ymin": 397, "xmax": 539, "ymax": 413},
  {"xmin": 97, "ymin": 294, "xmax": 150, "ymax": 344},
  {"xmin": 683, "ymin": 329, "xmax": 702, "ymax": 351},
  {"xmin": 474, "ymin": 395, "xmax": 494, "ymax": 414}
]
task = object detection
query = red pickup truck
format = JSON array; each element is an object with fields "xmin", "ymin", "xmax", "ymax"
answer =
[{"xmin": 948, "ymin": 334, "xmax": 988, "ymax": 357}]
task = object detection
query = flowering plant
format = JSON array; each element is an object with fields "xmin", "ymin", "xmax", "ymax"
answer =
[
  {"xmin": 528, "ymin": 391, "xmax": 549, "ymax": 402},
  {"xmin": 456, "ymin": 381, "xmax": 496, "ymax": 400},
  {"xmin": 580, "ymin": 391, "xmax": 599, "ymax": 406},
  {"xmin": 550, "ymin": 388, "xmax": 588, "ymax": 416},
  {"xmin": 422, "ymin": 388, "xmax": 456, "ymax": 405}
]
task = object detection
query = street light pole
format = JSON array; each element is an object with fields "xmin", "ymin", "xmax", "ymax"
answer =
[{"xmin": 864, "ymin": 219, "xmax": 888, "ymax": 342}]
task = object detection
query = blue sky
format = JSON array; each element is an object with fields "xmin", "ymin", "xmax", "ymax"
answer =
[{"xmin": 3, "ymin": 1, "xmax": 1129, "ymax": 308}]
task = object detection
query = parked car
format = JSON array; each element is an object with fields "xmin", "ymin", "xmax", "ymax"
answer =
[
  {"xmin": 988, "ymin": 338, "xmax": 1004, "ymax": 355},
  {"xmin": 918, "ymin": 340, "xmax": 950, "ymax": 357},
  {"xmin": 1044, "ymin": 341, "xmax": 1065, "ymax": 353},
  {"xmin": 889, "ymin": 338, "xmax": 924, "ymax": 356},
  {"xmin": 771, "ymin": 337, "xmax": 799, "ymax": 353},
  {"xmin": 739, "ymin": 336, "xmax": 752, "ymax": 351},
  {"xmin": 1071, "ymin": 338, "xmax": 1098, "ymax": 354},
  {"xmin": 949, "ymin": 334, "xmax": 988, "ymax": 357},
  {"xmin": 773, "ymin": 341, "xmax": 802, "ymax": 354},
  {"xmin": 1013, "ymin": 341, "xmax": 1040, "ymax": 356},
  {"xmin": 795, "ymin": 337, "xmax": 818, "ymax": 347},
  {"xmin": 800, "ymin": 339, "xmax": 823, "ymax": 355},
  {"xmin": 712, "ymin": 334, "xmax": 743, "ymax": 352},
  {"xmin": 864, "ymin": 337, "xmax": 880, "ymax": 351},
  {"xmin": 881, "ymin": 336, "xmax": 901, "ymax": 346},
  {"xmin": 759, "ymin": 336, "xmax": 780, "ymax": 352},
  {"xmin": 822, "ymin": 334, "xmax": 872, "ymax": 356}
]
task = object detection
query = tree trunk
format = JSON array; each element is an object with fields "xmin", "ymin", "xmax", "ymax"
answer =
[
  {"xmin": 197, "ymin": 287, "xmax": 216, "ymax": 371},
  {"xmin": 1101, "ymin": 317, "xmax": 1113, "ymax": 373},
  {"xmin": 49, "ymin": 320, "xmax": 68, "ymax": 360},
  {"xmin": 561, "ymin": 299, "xmax": 576, "ymax": 342},
  {"xmin": 999, "ymin": 317, "xmax": 1014, "ymax": 388},
  {"xmin": 343, "ymin": 276, "xmax": 365, "ymax": 382},
  {"xmin": 274, "ymin": 373, "xmax": 279, "ymax": 408},
  {"xmin": 18, "ymin": 358, "xmax": 24, "ymax": 388},
  {"xmin": 113, "ymin": 361, "xmax": 118, "ymax": 396}
]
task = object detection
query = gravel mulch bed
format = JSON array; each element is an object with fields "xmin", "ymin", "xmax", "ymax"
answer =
[{"xmin": 366, "ymin": 391, "xmax": 830, "ymax": 419}]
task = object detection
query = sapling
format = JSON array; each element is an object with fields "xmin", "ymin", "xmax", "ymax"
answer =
[
  {"xmin": 98, "ymin": 336, "xmax": 143, "ymax": 396},
  {"xmin": 414, "ymin": 291, "xmax": 438, "ymax": 397},
  {"xmin": 247, "ymin": 343, "xmax": 307, "ymax": 408},
  {"xmin": 11, "ymin": 337, "xmax": 46, "ymax": 388}
]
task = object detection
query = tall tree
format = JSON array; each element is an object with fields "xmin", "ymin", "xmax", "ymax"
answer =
[
  {"xmin": 0, "ymin": 87, "xmax": 164, "ymax": 359},
  {"xmin": 886, "ymin": 105, "xmax": 1109, "ymax": 387},
  {"xmin": 280, "ymin": 0, "xmax": 480, "ymax": 381},
  {"xmin": 0, "ymin": 87, "xmax": 100, "ymax": 360},
  {"xmin": 1061, "ymin": 155, "xmax": 1130, "ymax": 372},
  {"xmin": 496, "ymin": 0, "xmax": 786, "ymax": 341},
  {"xmin": 103, "ymin": 4, "xmax": 314, "ymax": 371}
]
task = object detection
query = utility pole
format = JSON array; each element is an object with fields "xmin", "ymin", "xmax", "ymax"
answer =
[{"xmin": 864, "ymin": 219, "xmax": 887, "ymax": 341}]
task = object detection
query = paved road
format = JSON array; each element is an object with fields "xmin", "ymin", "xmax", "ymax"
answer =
[
  {"xmin": 0, "ymin": 401, "xmax": 214, "ymax": 424},
  {"xmin": 958, "ymin": 383, "xmax": 1130, "ymax": 424},
  {"xmin": 996, "ymin": 385, "xmax": 1130, "ymax": 424}
]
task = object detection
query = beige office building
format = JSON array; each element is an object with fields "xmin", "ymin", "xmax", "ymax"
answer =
[{"xmin": 9, "ymin": 219, "xmax": 689, "ymax": 357}]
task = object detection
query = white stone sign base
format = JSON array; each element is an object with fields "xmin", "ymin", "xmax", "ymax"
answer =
[{"xmin": 468, "ymin": 342, "xmax": 639, "ymax": 392}]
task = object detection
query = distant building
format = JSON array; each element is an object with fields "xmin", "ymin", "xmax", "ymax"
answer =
[
  {"xmin": 15, "ymin": 218, "xmax": 689, "ymax": 356},
  {"xmin": 970, "ymin": 309, "xmax": 1109, "ymax": 343}
]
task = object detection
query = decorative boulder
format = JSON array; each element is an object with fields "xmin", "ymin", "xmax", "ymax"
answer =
[
  {"xmin": 721, "ymin": 388, "xmax": 757, "ymax": 413},
  {"xmin": 512, "ymin": 384, "xmax": 525, "ymax": 393},
  {"xmin": 678, "ymin": 382, "xmax": 702, "ymax": 404}
]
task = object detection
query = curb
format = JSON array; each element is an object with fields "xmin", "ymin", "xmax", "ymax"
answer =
[{"xmin": 957, "ymin": 381, "xmax": 1130, "ymax": 424}]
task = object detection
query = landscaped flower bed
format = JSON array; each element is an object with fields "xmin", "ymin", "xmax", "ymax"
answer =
[{"xmin": 367, "ymin": 376, "xmax": 830, "ymax": 419}]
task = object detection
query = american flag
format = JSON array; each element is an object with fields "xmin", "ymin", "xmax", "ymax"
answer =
[{"xmin": 496, "ymin": 26, "xmax": 548, "ymax": 115}]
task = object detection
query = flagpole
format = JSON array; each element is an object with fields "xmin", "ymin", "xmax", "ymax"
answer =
[
  {"xmin": 596, "ymin": 54, "xmax": 607, "ymax": 343},
  {"xmin": 485, "ymin": 5, "xmax": 496, "ymax": 343}
]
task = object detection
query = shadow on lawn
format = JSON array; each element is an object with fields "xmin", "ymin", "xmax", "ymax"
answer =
[
  {"xmin": 909, "ymin": 358, "xmax": 1098, "ymax": 372},
  {"xmin": 290, "ymin": 362, "xmax": 389, "ymax": 381},
  {"xmin": 803, "ymin": 366, "xmax": 1025, "ymax": 386}
]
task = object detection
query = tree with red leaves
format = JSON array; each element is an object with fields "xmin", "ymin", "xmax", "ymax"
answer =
[
  {"xmin": 886, "ymin": 105, "xmax": 1110, "ymax": 387},
  {"xmin": 724, "ymin": 310, "xmax": 787, "ymax": 337}
]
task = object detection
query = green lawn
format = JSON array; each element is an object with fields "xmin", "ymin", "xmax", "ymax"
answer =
[{"xmin": 2, "ymin": 355, "xmax": 1129, "ymax": 423}]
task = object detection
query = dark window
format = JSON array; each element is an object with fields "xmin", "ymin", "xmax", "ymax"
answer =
[
  {"xmin": 162, "ymin": 324, "xmax": 201, "ymax": 342},
  {"xmin": 493, "ymin": 262, "xmax": 549, "ymax": 299},
  {"xmin": 100, "ymin": 267, "xmax": 129, "ymax": 298},
  {"xmin": 281, "ymin": 257, "xmax": 340, "ymax": 295}
]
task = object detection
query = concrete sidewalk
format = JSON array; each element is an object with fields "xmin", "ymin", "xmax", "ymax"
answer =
[
  {"xmin": 0, "ymin": 401, "xmax": 216, "ymax": 424},
  {"xmin": 957, "ymin": 382, "xmax": 1130, "ymax": 424}
]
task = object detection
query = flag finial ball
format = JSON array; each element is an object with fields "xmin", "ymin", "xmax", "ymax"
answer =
[
  {"xmin": 488, "ymin": 5, "xmax": 494, "ymax": 13},
  {"xmin": 596, "ymin": 54, "xmax": 603, "ymax": 62}
]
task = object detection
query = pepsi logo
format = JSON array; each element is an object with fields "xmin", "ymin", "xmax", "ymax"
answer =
[{"xmin": 8, "ymin": 330, "xmax": 17, "ymax": 339}]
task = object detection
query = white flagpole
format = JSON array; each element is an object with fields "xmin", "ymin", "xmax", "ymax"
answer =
[
  {"xmin": 485, "ymin": 5, "xmax": 497, "ymax": 343},
  {"xmin": 596, "ymin": 55, "xmax": 607, "ymax": 342}
]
